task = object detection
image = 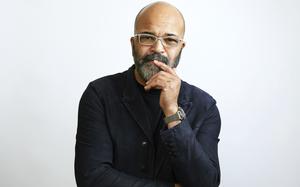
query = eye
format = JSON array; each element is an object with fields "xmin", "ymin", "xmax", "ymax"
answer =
[
  {"xmin": 139, "ymin": 34, "xmax": 156, "ymax": 44},
  {"xmin": 164, "ymin": 37, "xmax": 179, "ymax": 46}
]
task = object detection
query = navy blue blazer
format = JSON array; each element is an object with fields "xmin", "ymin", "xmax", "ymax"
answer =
[{"xmin": 75, "ymin": 65, "xmax": 221, "ymax": 187}]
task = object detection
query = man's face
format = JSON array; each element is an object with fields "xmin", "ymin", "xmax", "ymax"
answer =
[{"xmin": 131, "ymin": 5, "xmax": 185, "ymax": 82}]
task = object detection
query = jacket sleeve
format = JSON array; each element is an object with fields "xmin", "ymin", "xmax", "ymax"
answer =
[
  {"xmin": 160, "ymin": 102, "xmax": 221, "ymax": 187},
  {"xmin": 75, "ymin": 83, "xmax": 173, "ymax": 187}
]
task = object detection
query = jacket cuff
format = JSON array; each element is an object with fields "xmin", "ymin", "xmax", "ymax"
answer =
[{"xmin": 160, "ymin": 119, "xmax": 192, "ymax": 159}]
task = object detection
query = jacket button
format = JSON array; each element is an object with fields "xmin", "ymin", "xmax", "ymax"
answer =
[{"xmin": 141, "ymin": 141, "xmax": 148, "ymax": 146}]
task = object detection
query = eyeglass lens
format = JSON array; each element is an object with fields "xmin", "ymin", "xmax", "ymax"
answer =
[{"xmin": 139, "ymin": 34, "xmax": 179, "ymax": 47}]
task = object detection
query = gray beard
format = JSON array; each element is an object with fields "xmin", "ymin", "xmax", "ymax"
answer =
[
  {"xmin": 136, "ymin": 61, "xmax": 160, "ymax": 82},
  {"xmin": 133, "ymin": 49, "xmax": 182, "ymax": 82}
]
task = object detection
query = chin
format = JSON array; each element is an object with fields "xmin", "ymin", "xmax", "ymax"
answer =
[{"xmin": 140, "ymin": 64, "xmax": 160, "ymax": 81}]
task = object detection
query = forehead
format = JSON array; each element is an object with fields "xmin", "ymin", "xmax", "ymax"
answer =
[
  {"xmin": 135, "ymin": 7, "xmax": 184, "ymax": 37},
  {"xmin": 136, "ymin": 19, "xmax": 181, "ymax": 37}
]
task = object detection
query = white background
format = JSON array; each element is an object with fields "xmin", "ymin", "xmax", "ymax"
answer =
[{"xmin": 0, "ymin": 0, "xmax": 299, "ymax": 186}]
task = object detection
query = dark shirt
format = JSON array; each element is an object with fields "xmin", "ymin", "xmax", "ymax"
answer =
[{"xmin": 134, "ymin": 72, "xmax": 163, "ymax": 154}]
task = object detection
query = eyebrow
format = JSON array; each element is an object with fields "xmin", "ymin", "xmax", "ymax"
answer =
[{"xmin": 139, "ymin": 31, "xmax": 178, "ymax": 37}]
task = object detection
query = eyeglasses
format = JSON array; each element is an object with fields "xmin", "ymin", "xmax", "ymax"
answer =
[{"xmin": 134, "ymin": 33, "xmax": 183, "ymax": 48}]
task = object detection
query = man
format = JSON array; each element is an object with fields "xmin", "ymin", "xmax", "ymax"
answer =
[{"xmin": 75, "ymin": 1, "xmax": 221, "ymax": 187}]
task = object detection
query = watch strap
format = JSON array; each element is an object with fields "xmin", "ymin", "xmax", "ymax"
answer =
[{"xmin": 163, "ymin": 107, "xmax": 186, "ymax": 124}]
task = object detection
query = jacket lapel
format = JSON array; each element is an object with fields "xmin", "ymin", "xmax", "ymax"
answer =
[{"xmin": 122, "ymin": 66, "xmax": 153, "ymax": 144}]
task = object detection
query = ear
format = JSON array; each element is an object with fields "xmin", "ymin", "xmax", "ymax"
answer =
[
  {"xmin": 130, "ymin": 37, "xmax": 135, "ymax": 56},
  {"xmin": 130, "ymin": 37, "xmax": 134, "ymax": 46},
  {"xmin": 181, "ymin": 41, "xmax": 186, "ymax": 49}
]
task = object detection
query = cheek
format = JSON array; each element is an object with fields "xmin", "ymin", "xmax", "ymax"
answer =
[
  {"xmin": 133, "ymin": 43, "xmax": 151, "ymax": 58},
  {"xmin": 167, "ymin": 50, "xmax": 179, "ymax": 62},
  {"xmin": 139, "ymin": 48, "xmax": 149, "ymax": 57}
]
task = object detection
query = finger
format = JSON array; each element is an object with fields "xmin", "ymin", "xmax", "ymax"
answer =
[
  {"xmin": 146, "ymin": 73, "xmax": 175, "ymax": 89},
  {"xmin": 145, "ymin": 77, "xmax": 167, "ymax": 90},
  {"xmin": 153, "ymin": 60, "xmax": 177, "ymax": 75},
  {"xmin": 146, "ymin": 71, "xmax": 174, "ymax": 85},
  {"xmin": 144, "ymin": 82, "xmax": 165, "ymax": 91},
  {"xmin": 144, "ymin": 76, "xmax": 171, "ymax": 90}
]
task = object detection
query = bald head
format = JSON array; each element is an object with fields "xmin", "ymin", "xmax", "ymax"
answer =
[{"xmin": 134, "ymin": 1, "xmax": 185, "ymax": 38}]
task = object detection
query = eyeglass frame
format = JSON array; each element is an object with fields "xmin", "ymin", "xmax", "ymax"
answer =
[{"xmin": 134, "ymin": 33, "xmax": 184, "ymax": 48}]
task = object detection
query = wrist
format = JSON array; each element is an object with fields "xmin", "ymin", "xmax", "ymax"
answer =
[{"xmin": 163, "ymin": 104, "xmax": 178, "ymax": 117}]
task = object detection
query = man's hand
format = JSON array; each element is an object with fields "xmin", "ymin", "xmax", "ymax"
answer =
[
  {"xmin": 175, "ymin": 184, "xmax": 182, "ymax": 187},
  {"xmin": 144, "ymin": 60, "xmax": 181, "ymax": 117}
]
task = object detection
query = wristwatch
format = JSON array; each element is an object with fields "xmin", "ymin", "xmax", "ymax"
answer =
[{"xmin": 163, "ymin": 107, "xmax": 186, "ymax": 124}]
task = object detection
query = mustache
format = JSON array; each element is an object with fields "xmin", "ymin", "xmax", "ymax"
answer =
[{"xmin": 141, "ymin": 53, "xmax": 169, "ymax": 65}]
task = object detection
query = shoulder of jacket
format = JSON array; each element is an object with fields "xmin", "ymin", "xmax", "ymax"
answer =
[
  {"xmin": 181, "ymin": 80, "xmax": 216, "ymax": 110},
  {"xmin": 87, "ymin": 69, "xmax": 128, "ymax": 97}
]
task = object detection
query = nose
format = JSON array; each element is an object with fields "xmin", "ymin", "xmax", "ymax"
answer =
[{"xmin": 150, "ymin": 38, "xmax": 166, "ymax": 54}]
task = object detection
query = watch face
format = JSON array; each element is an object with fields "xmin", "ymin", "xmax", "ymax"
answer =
[{"xmin": 178, "ymin": 107, "xmax": 186, "ymax": 119}]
